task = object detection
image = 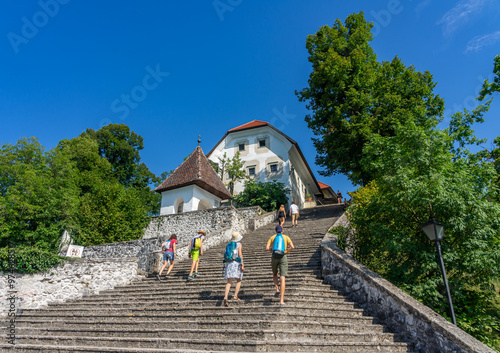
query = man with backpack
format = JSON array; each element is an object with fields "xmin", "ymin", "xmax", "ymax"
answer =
[
  {"xmin": 266, "ymin": 225, "xmax": 294, "ymax": 305},
  {"xmin": 187, "ymin": 230, "xmax": 206, "ymax": 281}
]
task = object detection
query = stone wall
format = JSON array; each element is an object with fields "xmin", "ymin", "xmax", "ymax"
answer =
[
  {"xmin": 82, "ymin": 238, "xmax": 160, "ymax": 275},
  {"xmin": 143, "ymin": 206, "xmax": 263, "ymax": 241},
  {"xmin": 321, "ymin": 214, "xmax": 494, "ymax": 353},
  {"xmin": 0, "ymin": 258, "xmax": 139, "ymax": 317}
]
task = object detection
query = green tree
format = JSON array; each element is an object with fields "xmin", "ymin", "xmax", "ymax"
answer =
[
  {"xmin": 233, "ymin": 180, "xmax": 289, "ymax": 212},
  {"xmin": 296, "ymin": 12, "xmax": 444, "ymax": 186},
  {"xmin": 81, "ymin": 124, "xmax": 161, "ymax": 215},
  {"xmin": 0, "ymin": 137, "xmax": 79, "ymax": 250},
  {"xmin": 217, "ymin": 151, "xmax": 246, "ymax": 196},
  {"xmin": 57, "ymin": 133, "xmax": 155, "ymax": 244}
]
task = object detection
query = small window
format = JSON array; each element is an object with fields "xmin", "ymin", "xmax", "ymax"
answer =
[
  {"xmin": 258, "ymin": 139, "xmax": 266, "ymax": 148},
  {"xmin": 226, "ymin": 172, "xmax": 232, "ymax": 180},
  {"xmin": 270, "ymin": 164, "xmax": 278, "ymax": 173},
  {"xmin": 248, "ymin": 167, "xmax": 256, "ymax": 176},
  {"xmin": 238, "ymin": 143, "xmax": 245, "ymax": 151}
]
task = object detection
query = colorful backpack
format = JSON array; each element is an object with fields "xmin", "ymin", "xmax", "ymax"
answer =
[
  {"xmin": 192, "ymin": 236, "xmax": 202, "ymax": 251},
  {"xmin": 224, "ymin": 242, "xmax": 238, "ymax": 262},
  {"xmin": 162, "ymin": 240, "xmax": 171, "ymax": 252},
  {"xmin": 272, "ymin": 233, "xmax": 285, "ymax": 259}
]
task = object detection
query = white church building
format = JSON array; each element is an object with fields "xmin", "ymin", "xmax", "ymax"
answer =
[{"xmin": 207, "ymin": 120, "xmax": 322, "ymax": 208}]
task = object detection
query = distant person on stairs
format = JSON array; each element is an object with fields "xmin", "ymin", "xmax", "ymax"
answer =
[
  {"xmin": 187, "ymin": 230, "xmax": 205, "ymax": 280},
  {"xmin": 337, "ymin": 190, "xmax": 343, "ymax": 204},
  {"xmin": 266, "ymin": 225, "xmax": 295, "ymax": 305},
  {"xmin": 157, "ymin": 234, "xmax": 177, "ymax": 281},
  {"xmin": 222, "ymin": 232, "xmax": 245, "ymax": 307},
  {"xmin": 289, "ymin": 202, "xmax": 299, "ymax": 227},
  {"xmin": 278, "ymin": 204, "xmax": 286, "ymax": 226}
]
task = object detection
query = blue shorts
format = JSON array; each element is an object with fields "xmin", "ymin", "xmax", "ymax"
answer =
[{"xmin": 163, "ymin": 251, "xmax": 175, "ymax": 262}]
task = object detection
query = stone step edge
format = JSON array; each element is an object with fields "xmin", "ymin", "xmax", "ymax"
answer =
[
  {"xmin": 22, "ymin": 305, "xmax": 365, "ymax": 313},
  {"xmin": 10, "ymin": 335, "xmax": 411, "ymax": 347},
  {"xmin": 0, "ymin": 342, "xmax": 411, "ymax": 353},
  {"xmin": 16, "ymin": 324, "xmax": 391, "ymax": 335},
  {"xmin": 10, "ymin": 319, "xmax": 380, "ymax": 328}
]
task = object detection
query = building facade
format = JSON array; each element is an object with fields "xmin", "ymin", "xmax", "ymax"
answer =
[{"xmin": 207, "ymin": 120, "xmax": 321, "ymax": 208}]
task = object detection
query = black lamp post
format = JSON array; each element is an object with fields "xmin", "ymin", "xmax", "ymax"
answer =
[{"xmin": 421, "ymin": 216, "xmax": 457, "ymax": 325}]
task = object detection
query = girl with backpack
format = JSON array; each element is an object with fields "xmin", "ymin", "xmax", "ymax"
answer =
[
  {"xmin": 157, "ymin": 234, "xmax": 177, "ymax": 281},
  {"xmin": 223, "ymin": 232, "xmax": 245, "ymax": 307}
]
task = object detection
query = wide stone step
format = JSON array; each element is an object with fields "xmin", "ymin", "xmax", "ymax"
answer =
[
  {"xmin": 14, "ymin": 319, "xmax": 384, "ymax": 333},
  {"xmin": 8, "ymin": 335, "xmax": 412, "ymax": 352},
  {"xmin": 0, "ymin": 342, "xmax": 413, "ymax": 353},
  {"xmin": 14, "ymin": 311, "xmax": 378, "ymax": 326},
  {"xmin": 126, "ymin": 272, "xmax": 324, "ymax": 287},
  {"xmin": 68, "ymin": 292, "xmax": 345, "ymax": 305},
  {"xmin": 22, "ymin": 304, "xmax": 367, "ymax": 318},
  {"xmin": 96, "ymin": 282, "xmax": 332, "ymax": 296},
  {"xmin": 48, "ymin": 297, "xmax": 357, "ymax": 310},
  {"xmin": 19, "ymin": 327, "xmax": 400, "ymax": 344}
]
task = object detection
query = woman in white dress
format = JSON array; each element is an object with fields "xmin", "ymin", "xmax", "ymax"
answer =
[{"xmin": 223, "ymin": 232, "xmax": 244, "ymax": 307}]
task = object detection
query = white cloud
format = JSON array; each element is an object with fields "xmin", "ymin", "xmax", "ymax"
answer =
[
  {"xmin": 437, "ymin": 0, "xmax": 488, "ymax": 37},
  {"xmin": 465, "ymin": 31, "xmax": 500, "ymax": 52}
]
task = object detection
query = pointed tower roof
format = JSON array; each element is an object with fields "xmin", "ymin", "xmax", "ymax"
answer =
[{"xmin": 155, "ymin": 146, "xmax": 232, "ymax": 200}]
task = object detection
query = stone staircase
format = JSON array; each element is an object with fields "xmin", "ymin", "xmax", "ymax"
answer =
[{"xmin": 2, "ymin": 205, "xmax": 414, "ymax": 352}]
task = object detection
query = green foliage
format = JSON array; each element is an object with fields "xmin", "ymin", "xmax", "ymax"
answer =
[
  {"xmin": 1, "ymin": 124, "xmax": 162, "ymax": 272},
  {"xmin": 329, "ymin": 226, "xmax": 349, "ymax": 251},
  {"xmin": 73, "ymin": 182, "xmax": 150, "ymax": 246},
  {"xmin": 347, "ymin": 123, "xmax": 500, "ymax": 347},
  {"xmin": 296, "ymin": 12, "xmax": 444, "ymax": 186},
  {"xmin": 217, "ymin": 151, "xmax": 246, "ymax": 195},
  {"xmin": 0, "ymin": 246, "xmax": 64, "ymax": 274},
  {"xmin": 0, "ymin": 137, "xmax": 79, "ymax": 250},
  {"xmin": 233, "ymin": 180, "xmax": 289, "ymax": 212},
  {"xmin": 479, "ymin": 54, "xmax": 500, "ymax": 101}
]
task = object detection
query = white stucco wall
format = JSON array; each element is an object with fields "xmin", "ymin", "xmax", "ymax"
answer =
[{"xmin": 159, "ymin": 185, "xmax": 222, "ymax": 215}]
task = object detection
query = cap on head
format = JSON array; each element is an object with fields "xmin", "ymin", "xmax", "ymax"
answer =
[{"xmin": 275, "ymin": 225, "xmax": 283, "ymax": 233}]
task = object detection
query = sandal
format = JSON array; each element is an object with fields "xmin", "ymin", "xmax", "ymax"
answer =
[
  {"xmin": 233, "ymin": 296, "xmax": 241, "ymax": 301},
  {"xmin": 224, "ymin": 299, "xmax": 229, "ymax": 307}
]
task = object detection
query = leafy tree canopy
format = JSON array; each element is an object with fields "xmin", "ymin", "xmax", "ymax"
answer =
[
  {"xmin": 297, "ymin": 11, "xmax": 444, "ymax": 186},
  {"xmin": 217, "ymin": 151, "xmax": 246, "ymax": 196}
]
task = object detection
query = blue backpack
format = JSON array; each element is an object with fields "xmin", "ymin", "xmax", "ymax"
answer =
[
  {"xmin": 223, "ymin": 242, "xmax": 241, "ymax": 263},
  {"xmin": 272, "ymin": 233, "xmax": 285, "ymax": 259}
]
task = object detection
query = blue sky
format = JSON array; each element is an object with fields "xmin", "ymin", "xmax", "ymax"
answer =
[{"xmin": 1, "ymin": 0, "xmax": 499, "ymax": 198}]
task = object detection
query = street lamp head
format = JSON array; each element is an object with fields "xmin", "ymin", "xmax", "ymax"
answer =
[{"xmin": 421, "ymin": 216, "xmax": 444, "ymax": 242}]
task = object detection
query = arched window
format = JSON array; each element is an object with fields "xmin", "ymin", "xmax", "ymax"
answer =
[
  {"xmin": 174, "ymin": 197, "xmax": 184, "ymax": 214},
  {"xmin": 198, "ymin": 198, "xmax": 213, "ymax": 210}
]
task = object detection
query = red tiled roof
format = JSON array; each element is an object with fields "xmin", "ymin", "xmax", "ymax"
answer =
[
  {"xmin": 155, "ymin": 146, "xmax": 232, "ymax": 200},
  {"xmin": 317, "ymin": 181, "xmax": 331, "ymax": 189},
  {"xmin": 228, "ymin": 120, "xmax": 269, "ymax": 132}
]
